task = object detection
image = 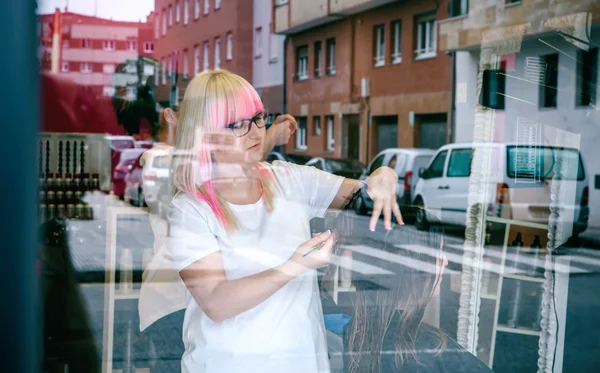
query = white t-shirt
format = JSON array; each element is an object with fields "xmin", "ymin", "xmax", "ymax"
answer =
[
  {"xmin": 166, "ymin": 161, "xmax": 344, "ymax": 373},
  {"xmin": 138, "ymin": 146, "xmax": 188, "ymax": 332}
]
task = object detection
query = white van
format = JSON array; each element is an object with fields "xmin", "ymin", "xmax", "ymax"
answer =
[{"xmin": 413, "ymin": 142, "xmax": 589, "ymax": 238}]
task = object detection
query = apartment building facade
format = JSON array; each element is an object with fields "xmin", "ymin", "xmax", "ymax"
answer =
[
  {"xmin": 38, "ymin": 9, "xmax": 154, "ymax": 99},
  {"xmin": 254, "ymin": 0, "xmax": 286, "ymax": 117},
  {"xmin": 153, "ymin": 0, "xmax": 254, "ymax": 106},
  {"xmin": 275, "ymin": 0, "xmax": 451, "ymax": 163},
  {"xmin": 439, "ymin": 0, "xmax": 600, "ymax": 227}
]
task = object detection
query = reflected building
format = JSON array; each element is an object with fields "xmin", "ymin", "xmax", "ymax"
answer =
[{"xmin": 38, "ymin": 7, "xmax": 155, "ymax": 99}]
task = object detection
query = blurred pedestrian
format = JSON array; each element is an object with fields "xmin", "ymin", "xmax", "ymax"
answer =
[{"xmin": 163, "ymin": 69, "xmax": 402, "ymax": 373}]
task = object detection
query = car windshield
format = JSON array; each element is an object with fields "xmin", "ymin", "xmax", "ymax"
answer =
[
  {"xmin": 108, "ymin": 138, "xmax": 135, "ymax": 150},
  {"xmin": 325, "ymin": 159, "xmax": 365, "ymax": 173},
  {"xmin": 152, "ymin": 155, "xmax": 172, "ymax": 169},
  {"xmin": 286, "ymin": 154, "xmax": 312, "ymax": 164},
  {"xmin": 507, "ymin": 146, "xmax": 584, "ymax": 181},
  {"xmin": 119, "ymin": 150, "xmax": 145, "ymax": 166}
]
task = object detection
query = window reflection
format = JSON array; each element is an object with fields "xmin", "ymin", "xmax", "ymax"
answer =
[{"xmin": 34, "ymin": 1, "xmax": 600, "ymax": 373}]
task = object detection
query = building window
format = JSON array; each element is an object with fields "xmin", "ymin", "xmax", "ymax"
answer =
[
  {"xmin": 204, "ymin": 0, "xmax": 210, "ymax": 15},
  {"xmin": 169, "ymin": 5, "xmax": 173, "ymax": 26},
  {"xmin": 195, "ymin": 0, "xmax": 200, "ymax": 19},
  {"xmin": 296, "ymin": 117, "xmax": 307, "ymax": 150},
  {"xmin": 103, "ymin": 64, "xmax": 115, "ymax": 74},
  {"xmin": 374, "ymin": 25, "xmax": 385, "ymax": 67},
  {"xmin": 576, "ymin": 48, "xmax": 598, "ymax": 107},
  {"xmin": 449, "ymin": 0, "xmax": 468, "ymax": 18},
  {"xmin": 103, "ymin": 40, "xmax": 116, "ymax": 51},
  {"xmin": 182, "ymin": 49, "xmax": 189, "ymax": 77},
  {"xmin": 127, "ymin": 40, "xmax": 137, "ymax": 51},
  {"xmin": 326, "ymin": 116, "xmax": 335, "ymax": 151},
  {"xmin": 269, "ymin": 26, "xmax": 278, "ymax": 62},
  {"xmin": 154, "ymin": 62, "xmax": 159, "ymax": 85},
  {"xmin": 391, "ymin": 20, "xmax": 402, "ymax": 64},
  {"xmin": 296, "ymin": 45, "xmax": 308, "ymax": 80},
  {"xmin": 326, "ymin": 38, "xmax": 336, "ymax": 75},
  {"xmin": 81, "ymin": 39, "xmax": 93, "ymax": 48},
  {"xmin": 215, "ymin": 0, "xmax": 221, "ymax": 9},
  {"xmin": 313, "ymin": 116, "xmax": 321, "ymax": 136},
  {"xmin": 182, "ymin": 0, "xmax": 190, "ymax": 25},
  {"xmin": 161, "ymin": 58, "xmax": 166, "ymax": 84},
  {"xmin": 168, "ymin": 53, "xmax": 173, "ymax": 77},
  {"xmin": 480, "ymin": 69, "xmax": 506, "ymax": 110},
  {"xmin": 155, "ymin": 16, "xmax": 159, "ymax": 38},
  {"xmin": 203, "ymin": 41, "xmax": 210, "ymax": 70},
  {"xmin": 255, "ymin": 27, "xmax": 262, "ymax": 58},
  {"xmin": 80, "ymin": 62, "xmax": 92, "ymax": 73},
  {"xmin": 415, "ymin": 13, "xmax": 436, "ymax": 59},
  {"xmin": 194, "ymin": 45, "xmax": 200, "ymax": 75},
  {"xmin": 227, "ymin": 33, "xmax": 233, "ymax": 61},
  {"xmin": 276, "ymin": 0, "xmax": 289, "ymax": 4},
  {"xmin": 103, "ymin": 86, "xmax": 115, "ymax": 97},
  {"xmin": 61, "ymin": 62, "xmax": 69, "ymax": 73},
  {"xmin": 215, "ymin": 38, "xmax": 221, "ymax": 69},
  {"xmin": 539, "ymin": 53, "xmax": 558, "ymax": 108},
  {"xmin": 143, "ymin": 42, "xmax": 154, "ymax": 53},
  {"xmin": 176, "ymin": 1, "xmax": 181, "ymax": 23},
  {"xmin": 314, "ymin": 41, "xmax": 323, "ymax": 77},
  {"xmin": 506, "ymin": 0, "xmax": 521, "ymax": 4},
  {"xmin": 162, "ymin": 9, "xmax": 167, "ymax": 35}
]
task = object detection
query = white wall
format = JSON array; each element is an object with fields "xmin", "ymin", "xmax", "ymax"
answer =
[
  {"xmin": 253, "ymin": 0, "xmax": 285, "ymax": 89},
  {"xmin": 454, "ymin": 29, "xmax": 600, "ymax": 228}
]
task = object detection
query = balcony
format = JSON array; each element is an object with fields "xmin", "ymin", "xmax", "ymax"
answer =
[
  {"xmin": 274, "ymin": 0, "xmax": 401, "ymax": 34},
  {"xmin": 438, "ymin": 0, "xmax": 600, "ymax": 51}
]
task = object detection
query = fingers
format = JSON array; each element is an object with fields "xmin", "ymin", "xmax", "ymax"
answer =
[
  {"xmin": 275, "ymin": 114, "xmax": 297, "ymax": 134},
  {"xmin": 305, "ymin": 230, "xmax": 332, "ymax": 248},
  {"xmin": 369, "ymin": 199, "xmax": 383, "ymax": 232},
  {"xmin": 392, "ymin": 202, "xmax": 404, "ymax": 225},
  {"xmin": 383, "ymin": 200, "xmax": 392, "ymax": 230}
]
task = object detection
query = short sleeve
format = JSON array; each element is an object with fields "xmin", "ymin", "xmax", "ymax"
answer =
[
  {"xmin": 166, "ymin": 195, "xmax": 221, "ymax": 272},
  {"xmin": 271, "ymin": 161, "xmax": 344, "ymax": 219}
]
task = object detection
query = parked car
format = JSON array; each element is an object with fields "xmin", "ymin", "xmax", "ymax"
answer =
[
  {"xmin": 127, "ymin": 148, "xmax": 172, "ymax": 208},
  {"xmin": 412, "ymin": 142, "xmax": 589, "ymax": 239},
  {"xmin": 112, "ymin": 148, "xmax": 147, "ymax": 200},
  {"xmin": 305, "ymin": 157, "xmax": 366, "ymax": 179},
  {"xmin": 267, "ymin": 151, "xmax": 313, "ymax": 165},
  {"xmin": 353, "ymin": 148, "xmax": 435, "ymax": 220}
]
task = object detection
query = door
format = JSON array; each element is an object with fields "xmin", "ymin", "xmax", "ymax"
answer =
[
  {"xmin": 376, "ymin": 116, "xmax": 398, "ymax": 153},
  {"xmin": 342, "ymin": 114, "xmax": 360, "ymax": 160},
  {"xmin": 418, "ymin": 116, "xmax": 447, "ymax": 149},
  {"xmin": 444, "ymin": 148, "xmax": 473, "ymax": 225},
  {"xmin": 418, "ymin": 150, "xmax": 449, "ymax": 221}
]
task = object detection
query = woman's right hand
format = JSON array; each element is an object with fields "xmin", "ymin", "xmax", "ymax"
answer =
[{"xmin": 285, "ymin": 230, "xmax": 335, "ymax": 275}]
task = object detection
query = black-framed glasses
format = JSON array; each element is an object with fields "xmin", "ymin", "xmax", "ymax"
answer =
[{"xmin": 226, "ymin": 111, "xmax": 269, "ymax": 137}]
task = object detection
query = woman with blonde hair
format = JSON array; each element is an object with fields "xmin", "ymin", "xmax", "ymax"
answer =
[{"xmin": 165, "ymin": 69, "xmax": 402, "ymax": 373}]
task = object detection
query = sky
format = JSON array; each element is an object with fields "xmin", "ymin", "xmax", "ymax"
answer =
[{"xmin": 37, "ymin": 0, "xmax": 155, "ymax": 22}]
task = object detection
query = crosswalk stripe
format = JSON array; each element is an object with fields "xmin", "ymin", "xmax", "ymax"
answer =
[
  {"xmin": 333, "ymin": 252, "xmax": 394, "ymax": 275},
  {"xmin": 343, "ymin": 245, "xmax": 458, "ymax": 275},
  {"xmin": 446, "ymin": 244, "xmax": 589, "ymax": 274}
]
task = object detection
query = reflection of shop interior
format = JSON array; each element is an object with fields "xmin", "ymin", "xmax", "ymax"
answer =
[{"xmin": 38, "ymin": 135, "xmax": 107, "ymax": 222}]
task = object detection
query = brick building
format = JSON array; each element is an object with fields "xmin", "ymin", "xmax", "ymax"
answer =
[
  {"xmin": 274, "ymin": 0, "xmax": 451, "ymax": 163},
  {"xmin": 153, "ymin": 0, "xmax": 254, "ymax": 107},
  {"xmin": 38, "ymin": 8, "xmax": 155, "ymax": 99}
]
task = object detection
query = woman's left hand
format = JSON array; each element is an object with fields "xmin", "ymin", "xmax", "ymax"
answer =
[
  {"xmin": 365, "ymin": 166, "xmax": 403, "ymax": 231},
  {"xmin": 268, "ymin": 114, "xmax": 297, "ymax": 146}
]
